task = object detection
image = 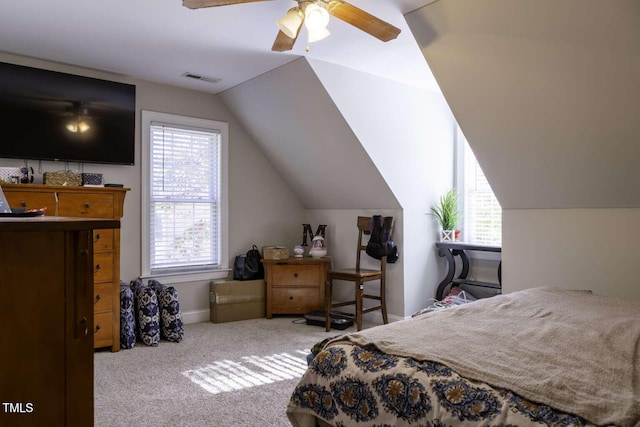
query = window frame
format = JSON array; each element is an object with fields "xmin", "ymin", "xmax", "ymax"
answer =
[
  {"xmin": 140, "ymin": 110, "xmax": 229, "ymax": 284},
  {"xmin": 454, "ymin": 124, "xmax": 502, "ymax": 247}
]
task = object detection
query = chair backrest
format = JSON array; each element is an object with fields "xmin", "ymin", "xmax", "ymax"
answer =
[{"xmin": 355, "ymin": 216, "xmax": 394, "ymax": 271}]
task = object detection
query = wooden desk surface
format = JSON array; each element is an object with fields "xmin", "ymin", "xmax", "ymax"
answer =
[{"xmin": 0, "ymin": 216, "xmax": 120, "ymax": 232}]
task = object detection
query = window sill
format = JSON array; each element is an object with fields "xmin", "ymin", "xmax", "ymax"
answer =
[{"xmin": 140, "ymin": 269, "xmax": 231, "ymax": 285}]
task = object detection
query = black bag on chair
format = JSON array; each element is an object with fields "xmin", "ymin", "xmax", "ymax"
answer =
[
  {"xmin": 233, "ymin": 245, "xmax": 264, "ymax": 280},
  {"xmin": 366, "ymin": 215, "xmax": 399, "ymax": 263}
]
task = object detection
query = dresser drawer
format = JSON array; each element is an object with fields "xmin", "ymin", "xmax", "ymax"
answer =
[
  {"xmin": 57, "ymin": 193, "xmax": 115, "ymax": 218},
  {"xmin": 94, "ymin": 252, "xmax": 114, "ymax": 283},
  {"xmin": 272, "ymin": 265, "xmax": 320, "ymax": 287},
  {"xmin": 272, "ymin": 287, "xmax": 321, "ymax": 313},
  {"xmin": 94, "ymin": 282, "xmax": 114, "ymax": 313},
  {"xmin": 93, "ymin": 229, "xmax": 114, "ymax": 251},
  {"xmin": 3, "ymin": 191, "xmax": 57, "ymax": 212},
  {"xmin": 94, "ymin": 311, "xmax": 113, "ymax": 344}
]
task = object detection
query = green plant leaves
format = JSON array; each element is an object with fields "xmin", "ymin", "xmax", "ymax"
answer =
[{"xmin": 429, "ymin": 189, "xmax": 460, "ymax": 230}]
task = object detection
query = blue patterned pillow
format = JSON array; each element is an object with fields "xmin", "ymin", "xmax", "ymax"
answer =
[
  {"xmin": 119, "ymin": 281, "xmax": 136, "ymax": 349},
  {"xmin": 130, "ymin": 279, "xmax": 160, "ymax": 347},
  {"xmin": 149, "ymin": 280, "xmax": 184, "ymax": 343}
]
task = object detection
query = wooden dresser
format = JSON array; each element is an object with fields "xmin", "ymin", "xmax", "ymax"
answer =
[
  {"xmin": 262, "ymin": 257, "xmax": 331, "ymax": 318},
  {"xmin": 2, "ymin": 184, "xmax": 128, "ymax": 351},
  {"xmin": 0, "ymin": 216, "xmax": 119, "ymax": 427}
]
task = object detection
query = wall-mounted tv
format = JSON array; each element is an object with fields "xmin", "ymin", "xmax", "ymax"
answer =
[{"xmin": 0, "ymin": 61, "xmax": 136, "ymax": 165}]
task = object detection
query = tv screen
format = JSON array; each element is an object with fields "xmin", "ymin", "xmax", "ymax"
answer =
[{"xmin": 0, "ymin": 62, "xmax": 136, "ymax": 165}]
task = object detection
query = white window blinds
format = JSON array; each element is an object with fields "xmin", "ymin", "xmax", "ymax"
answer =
[
  {"xmin": 149, "ymin": 122, "xmax": 221, "ymax": 273},
  {"xmin": 458, "ymin": 128, "xmax": 502, "ymax": 245}
]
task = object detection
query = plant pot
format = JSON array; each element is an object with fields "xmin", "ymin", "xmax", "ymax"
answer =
[{"xmin": 441, "ymin": 230, "xmax": 455, "ymax": 241}]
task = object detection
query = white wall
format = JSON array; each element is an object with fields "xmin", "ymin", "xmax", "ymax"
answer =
[
  {"xmin": 406, "ymin": 0, "xmax": 640, "ymax": 301},
  {"xmin": 0, "ymin": 52, "xmax": 305, "ymax": 321},
  {"xmin": 406, "ymin": 0, "xmax": 640, "ymax": 210},
  {"xmin": 308, "ymin": 59, "xmax": 455, "ymax": 316},
  {"xmin": 503, "ymin": 209, "xmax": 640, "ymax": 299},
  {"xmin": 305, "ymin": 209, "xmax": 404, "ymax": 321},
  {"xmin": 221, "ymin": 57, "xmax": 458, "ymax": 317},
  {"xmin": 219, "ymin": 58, "xmax": 399, "ymax": 210}
]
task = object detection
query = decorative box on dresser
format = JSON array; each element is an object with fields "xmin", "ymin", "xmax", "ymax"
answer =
[
  {"xmin": 2, "ymin": 183, "xmax": 128, "ymax": 352},
  {"xmin": 0, "ymin": 216, "xmax": 120, "ymax": 427},
  {"xmin": 262, "ymin": 257, "xmax": 331, "ymax": 318}
]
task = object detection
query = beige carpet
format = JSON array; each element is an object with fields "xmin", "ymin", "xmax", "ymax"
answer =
[{"xmin": 94, "ymin": 317, "xmax": 364, "ymax": 427}]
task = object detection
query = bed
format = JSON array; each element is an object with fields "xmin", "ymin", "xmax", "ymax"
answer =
[{"xmin": 286, "ymin": 287, "xmax": 640, "ymax": 427}]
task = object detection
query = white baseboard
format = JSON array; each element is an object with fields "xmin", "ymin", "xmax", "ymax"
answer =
[
  {"xmin": 181, "ymin": 309, "xmax": 403, "ymax": 326},
  {"xmin": 363, "ymin": 311, "xmax": 405, "ymax": 324},
  {"xmin": 182, "ymin": 309, "xmax": 210, "ymax": 324}
]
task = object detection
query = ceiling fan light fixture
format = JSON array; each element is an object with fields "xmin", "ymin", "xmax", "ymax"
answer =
[
  {"xmin": 307, "ymin": 26, "xmax": 330, "ymax": 43},
  {"xmin": 276, "ymin": 7, "xmax": 303, "ymax": 39},
  {"xmin": 304, "ymin": 2, "xmax": 330, "ymax": 44},
  {"xmin": 304, "ymin": 3, "xmax": 329, "ymax": 31}
]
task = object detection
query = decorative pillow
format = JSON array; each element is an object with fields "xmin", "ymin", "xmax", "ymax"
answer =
[
  {"xmin": 149, "ymin": 279, "xmax": 184, "ymax": 343},
  {"xmin": 119, "ymin": 281, "xmax": 136, "ymax": 349},
  {"xmin": 130, "ymin": 279, "xmax": 160, "ymax": 347}
]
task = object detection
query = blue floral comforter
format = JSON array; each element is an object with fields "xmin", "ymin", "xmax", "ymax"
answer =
[{"xmin": 287, "ymin": 341, "xmax": 594, "ymax": 427}]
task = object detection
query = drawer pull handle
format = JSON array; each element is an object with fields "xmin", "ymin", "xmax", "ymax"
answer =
[
  {"xmin": 95, "ymin": 264, "xmax": 101, "ymax": 273},
  {"xmin": 289, "ymin": 296, "xmax": 293, "ymax": 300},
  {"xmin": 84, "ymin": 202, "xmax": 91, "ymax": 208},
  {"xmin": 95, "ymin": 233, "xmax": 101, "ymax": 241},
  {"xmin": 21, "ymin": 202, "xmax": 27, "ymax": 207},
  {"xmin": 96, "ymin": 294, "xmax": 101, "ymax": 302},
  {"xmin": 294, "ymin": 273, "xmax": 298, "ymax": 278},
  {"xmin": 95, "ymin": 324, "xmax": 101, "ymax": 332},
  {"xmin": 80, "ymin": 316, "xmax": 88, "ymax": 337}
]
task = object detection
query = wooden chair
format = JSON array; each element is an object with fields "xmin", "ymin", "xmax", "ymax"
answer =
[{"xmin": 325, "ymin": 216, "xmax": 392, "ymax": 332}]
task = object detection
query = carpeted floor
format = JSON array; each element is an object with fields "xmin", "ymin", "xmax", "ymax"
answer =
[{"xmin": 94, "ymin": 317, "xmax": 363, "ymax": 427}]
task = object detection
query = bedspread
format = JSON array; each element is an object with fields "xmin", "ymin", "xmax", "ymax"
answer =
[
  {"xmin": 332, "ymin": 288, "xmax": 640, "ymax": 426},
  {"xmin": 287, "ymin": 341, "xmax": 595, "ymax": 427},
  {"xmin": 287, "ymin": 288, "xmax": 640, "ymax": 427}
]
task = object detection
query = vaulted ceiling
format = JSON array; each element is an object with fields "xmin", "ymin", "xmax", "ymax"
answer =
[
  {"xmin": 0, "ymin": 0, "xmax": 439, "ymax": 94},
  {"xmin": 407, "ymin": 0, "xmax": 640, "ymax": 209}
]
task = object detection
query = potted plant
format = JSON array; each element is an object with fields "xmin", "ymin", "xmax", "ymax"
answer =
[{"xmin": 430, "ymin": 189, "xmax": 461, "ymax": 241}]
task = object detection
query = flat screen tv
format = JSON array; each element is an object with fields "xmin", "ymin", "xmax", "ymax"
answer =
[{"xmin": 0, "ymin": 61, "xmax": 136, "ymax": 165}]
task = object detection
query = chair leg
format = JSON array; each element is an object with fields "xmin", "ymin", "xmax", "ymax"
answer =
[
  {"xmin": 325, "ymin": 277, "xmax": 332, "ymax": 332},
  {"xmin": 355, "ymin": 280, "xmax": 363, "ymax": 331},
  {"xmin": 380, "ymin": 276, "xmax": 388, "ymax": 325}
]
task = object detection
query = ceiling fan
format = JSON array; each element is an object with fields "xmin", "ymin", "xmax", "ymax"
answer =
[{"xmin": 182, "ymin": 0, "xmax": 401, "ymax": 52}]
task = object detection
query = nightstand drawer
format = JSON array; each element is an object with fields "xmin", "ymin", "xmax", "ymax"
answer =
[
  {"xmin": 272, "ymin": 265, "xmax": 320, "ymax": 287},
  {"xmin": 272, "ymin": 287, "xmax": 321, "ymax": 312}
]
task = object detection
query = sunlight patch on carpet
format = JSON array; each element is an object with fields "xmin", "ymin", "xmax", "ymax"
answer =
[{"xmin": 182, "ymin": 350, "xmax": 310, "ymax": 394}]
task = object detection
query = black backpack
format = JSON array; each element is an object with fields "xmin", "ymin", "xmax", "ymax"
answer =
[
  {"xmin": 365, "ymin": 215, "xmax": 399, "ymax": 263},
  {"xmin": 233, "ymin": 245, "xmax": 264, "ymax": 280}
]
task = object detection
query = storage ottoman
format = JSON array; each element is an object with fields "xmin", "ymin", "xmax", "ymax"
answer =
[{"xmin": 210, "ymin": 279, "xmax": 266, "ymax": 323}]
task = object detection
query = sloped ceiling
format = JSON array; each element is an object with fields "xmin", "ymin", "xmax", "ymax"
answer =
[
  {"xmin": 219, "ymin": 58, "xmax": 400, "ymax": 210},
  {"xmin": 406, "ymin": 0, "xmax": 640, "ymax": 209}
]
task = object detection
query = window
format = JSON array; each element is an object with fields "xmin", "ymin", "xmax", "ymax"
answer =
[
  {"xmin": 455, "ymin": 125, "xmax": 502, "ymax": 245},
  {"xmin": 141, "ymin": 111, "xmax": 228, "ymax": 282}
]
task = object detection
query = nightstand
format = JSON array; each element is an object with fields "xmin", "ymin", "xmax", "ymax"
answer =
[{"xmin": 262, "ymin": 257, "xmax": 331, "ymax": 318}]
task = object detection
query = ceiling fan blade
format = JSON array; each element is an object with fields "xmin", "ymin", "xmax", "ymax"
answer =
[
  {"xmin": 324, "ymin": 0, "xmax": 401, "ymax": 42},
  {"xmin": 182, "ymin": 0, "xmax": 269, "ymax": 10},
  {"xmin": 271, "ymin": 30, "xmax": 298, "ymax": 52}
]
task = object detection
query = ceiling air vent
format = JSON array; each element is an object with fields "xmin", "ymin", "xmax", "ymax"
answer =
[{"xmin": 181, "ymin": 72, "xmax": 221, "ymax": 84}]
